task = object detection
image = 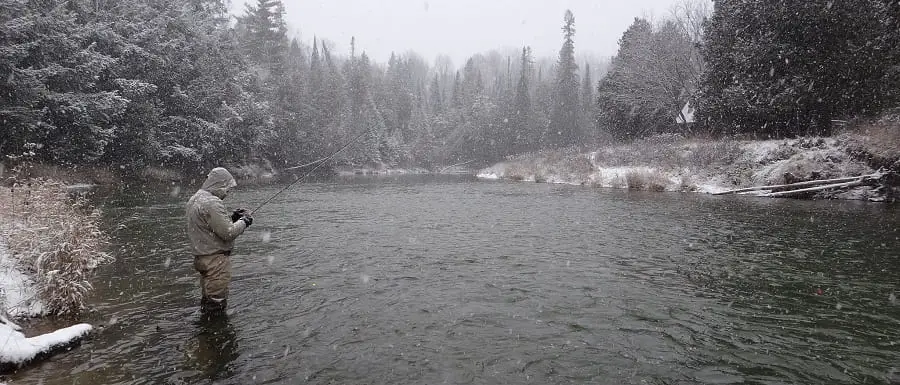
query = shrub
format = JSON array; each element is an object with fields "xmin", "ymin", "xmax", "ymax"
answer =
[
  {"xmin": 686, "ymin": 140, "xmax": 743, "ymax": 168},
  {"xmin": 625, "ymin": 169, "xmax": 670, "ymax": 192},
  {"xmin": 0, "ymin": 179, "xmax": 112, "ymax": 315},
  {"xmin": 625, "ymin": 171, "xmax": 645, "ymax": 190}
]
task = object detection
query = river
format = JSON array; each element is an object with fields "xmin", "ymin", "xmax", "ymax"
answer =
[{"xmin": 7, "ymin": 174, "xmax": 900, "ymax": 384}]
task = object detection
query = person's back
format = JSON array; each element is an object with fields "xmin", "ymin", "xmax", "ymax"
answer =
[{"xmin": 185, "ymin": 167, "xmax": 253, "ymax": 313}]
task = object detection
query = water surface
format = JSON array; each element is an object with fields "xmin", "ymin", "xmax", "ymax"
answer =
[{"xmin": 9, "ymin": 175, "xmax": 900, "ymax": 384}]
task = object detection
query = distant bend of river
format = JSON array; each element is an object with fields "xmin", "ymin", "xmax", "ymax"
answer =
[{"xmin": 9, "ymin": 174, "xmax": 900, "ymax": 385}]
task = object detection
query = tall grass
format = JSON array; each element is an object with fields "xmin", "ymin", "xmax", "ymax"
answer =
[
  {"xmin": 504, "ymin": 148, "xmax": 595, "ymax": 182},
  {"xmin": 624, "ymin": 169, "xmax": 670, "ymax": 191},
  {"xmin": 591, "ymin": 134, "xmax": 743, "ymax": 169},
  {"xmin": 840, "ymin": 117, "xmax": 900, "ymax": 171},
  {"xmin": 0, "ymin": 179, "xmax": 112, "ymax": 315}
]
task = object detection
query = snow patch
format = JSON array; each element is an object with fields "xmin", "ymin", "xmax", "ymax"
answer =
[
  {"xmin": 0, "ymin": 322, "xmax": 92, "ymax": 366},
  {"xmin": 694, "ymin": 182, "xmax": 730, "ymax": 194},
  {"xmin": 0, "ymin": 237, "xmax": 43, "ymax": 318},
  {"xmin": 476, "ymin": 166, "xmax": 503, "ymax": 180}
]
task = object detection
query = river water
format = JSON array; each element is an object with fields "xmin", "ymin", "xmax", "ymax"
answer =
[{"xmin": 7, "ymin": 174, "xmax": 900, "ymax": 384}]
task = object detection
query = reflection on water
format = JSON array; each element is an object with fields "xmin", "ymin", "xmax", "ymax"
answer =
[
  {"xmin": 7, "ymin": 175, "xmax": 900, "ymax": 384},
  {"xmin": 184, "ymin": 313, "xmax": 239, "ymax": 383}
]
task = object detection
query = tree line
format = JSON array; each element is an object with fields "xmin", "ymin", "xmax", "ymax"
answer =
[
  {"xmin": 2, "ymin": 0, "xmax": 898, "ymax": 174},
  {"xmin": 0, "ymin": 0, "xmax": 598, "ymax": 172}
]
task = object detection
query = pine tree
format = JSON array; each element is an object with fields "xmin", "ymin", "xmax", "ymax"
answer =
[
  {"xmin": 451, "ymin": 71, "xmax": 462, "ymax": 108},
  {"xmin": 698, "ymin": 0, "xmax": 895, "ymax": 136},
  {"xmin": 429, "ymin": 74, "xmax": 443, "ymax": 114},
  {"xmin": 581, "ymin": 63, "xmax": 594, "ymax": 140},
  {"xmin": 512, "ymin": 46, "xmax": 533, "ymax": 153},
  {"xmin": 549, "ymin": 10, "xmax": 580, "ymax": 148},
  {"xmin": 0, "ymin": 1, "xmax": 126, "ymax": 165},
  {"xmin": 597, "ymin": 17, "xmax": 689, "ymax": 139},
  {"xmin": 241, "ymin": 0, "xmax": 288, "ymax": 70}
]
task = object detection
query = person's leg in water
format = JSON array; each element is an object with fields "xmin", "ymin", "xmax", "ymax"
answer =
[
  {"xmin": 193, "ymin": 252, "xmax": 231, "ymax": 314},
  {"xmin": 188, "ymin": 311, "xmax": 239, "ymax": 380}
]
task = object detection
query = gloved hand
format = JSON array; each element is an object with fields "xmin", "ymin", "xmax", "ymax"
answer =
[
  {"xmin": 231, "ymin": 209, "xmax": 246, "ymax": 223},
  {"xmin": 240, "ymin": 214, "xmax": 253, "ymax": 227}
]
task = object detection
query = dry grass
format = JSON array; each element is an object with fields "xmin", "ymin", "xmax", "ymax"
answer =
[
  {"xmin": 505, "ymin": 148, "xmax": 595, "ymax": 182},
  {"xmin": 592, "ymin": 134, "xmax": 743, "ymax": 170},
  {"xmin": 4, "ymin": 163, "xmax": 119, "ymax": 186},
  {"xmin": 0, "ymin": 179, "xmax": 112, "ymax": 315},
  {"xmin": 840, "ymin": 119, "xmax": 900, "ymax": 171},
  {"xmin": 625, "ymin": 169, "xmax": 670, "ymax": 192}
]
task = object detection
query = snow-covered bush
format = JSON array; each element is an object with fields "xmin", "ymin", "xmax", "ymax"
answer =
[{"xmin": 0, "ymin": 180, "xmax": 112, "ymax": 315}]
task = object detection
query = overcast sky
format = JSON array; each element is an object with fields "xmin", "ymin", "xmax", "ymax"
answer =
[{"xmin": 228, "ymin": 0, "xmax": 706, "ymax": 66}]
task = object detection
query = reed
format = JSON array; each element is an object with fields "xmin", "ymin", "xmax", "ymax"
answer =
[{"xmin": 0, "ymin": 179, "xmax": 112, "ymax": 315}]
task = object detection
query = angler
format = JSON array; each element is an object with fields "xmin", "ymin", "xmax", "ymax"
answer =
[
  {"xmin": 184, "ymin": 131, "xmax": 365, "ymax": 316},
  {"xmin": 185, "ymin": 167, "xmax": 253, "ymax": 315}
]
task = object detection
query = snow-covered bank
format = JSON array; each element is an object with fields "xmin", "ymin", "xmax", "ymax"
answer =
[
  {"xmin": 477, "ymin": 134, "xmax": 899, "ymax": 201},
  {"xmin": 0, "ymin": 321, "xmax": 92, "ymax": 373},
  {"xmin": 0, "ymin": 238, "xmax": 42, "ymax": 318},
  {"xmin": 0, "ymin": 180, "xmax": 109, "ymax": 374},
  {"xmin": 1, "ymin": 236, "xmax": 93, "ymax": 374}
]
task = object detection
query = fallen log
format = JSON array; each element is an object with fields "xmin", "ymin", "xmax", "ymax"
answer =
[
  {"xmin": 759, "ymin": 180, "xmax": 867, "ymax": 198},
  {"xmin": 1, "ymin": 321, "xmax": 93, "ymax": 374},
  {"xmin": 712, "ymin": 173, "xmax": 881, "ymax": 196}
]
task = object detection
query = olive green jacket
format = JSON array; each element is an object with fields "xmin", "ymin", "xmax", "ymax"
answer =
[{"xmin": 186, "ymin": 168, "xmax": 247, "ymax": 256}]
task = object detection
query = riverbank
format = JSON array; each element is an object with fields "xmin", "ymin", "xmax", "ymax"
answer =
[
  {"xmin": 0, "ymin": 180, "xmax": 111, "ymax": 374},
  {"xmin": 477, "ymin": 126, "xmax": 900, "ymax": 202}
]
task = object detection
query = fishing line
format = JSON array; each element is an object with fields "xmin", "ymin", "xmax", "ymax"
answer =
[{"xmin": 250, "ymin": 129, "xmax": 368, "ymax": 214}]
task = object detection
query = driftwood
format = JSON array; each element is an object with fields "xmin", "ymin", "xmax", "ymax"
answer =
[
  {"xmin": 712, "ymin": 173, "xmax": 882, "ymax": 196},
  {"xmin": 759, "ymin": 180, "xmax": 868, "ymax": 198}
]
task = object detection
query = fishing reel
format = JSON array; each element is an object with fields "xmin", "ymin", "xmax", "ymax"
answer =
[{"xmin": 230, "ymin": 209, "xmax": 247, "ymax": 223}]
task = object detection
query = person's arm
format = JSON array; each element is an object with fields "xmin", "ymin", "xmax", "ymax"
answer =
[{"xmin": 206, "ymin": 199, "xmax": 247, "ymax": 242}]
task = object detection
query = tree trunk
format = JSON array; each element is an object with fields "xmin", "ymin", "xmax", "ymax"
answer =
[{"xmin": 712, "ymin": 174, "xmax": 880, "ymax": 195}]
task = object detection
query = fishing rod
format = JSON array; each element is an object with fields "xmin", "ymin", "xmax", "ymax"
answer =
[{"xmin": 250, "ymin": 129, "xmax": 368, "ymax": 214}]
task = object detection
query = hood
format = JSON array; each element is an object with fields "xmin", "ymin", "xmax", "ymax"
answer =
[{"xmin": 201, "ymin": 167, "xmax": 237, "ymax": 199}]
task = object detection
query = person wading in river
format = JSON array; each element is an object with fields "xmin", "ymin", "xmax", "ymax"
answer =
[{"xmin": 186, "ymin": 167, "xmax": 253, "ymax": 314}]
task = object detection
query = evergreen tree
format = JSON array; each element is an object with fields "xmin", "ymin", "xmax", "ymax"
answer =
[
  {"xmin": 0, "ymin": 1, "xmax": 126, "ymax": 165},
  {"xmin": 451, "ymin": 71, "xmax": 462, "ymax": 108},
  {"xmin": 429, "ymin": 74, "xmax": 443, "ymax": 114},
  {"xmin": 697, "ymin": 0, "xmax": 896, "ymax": 136},
  {"xmin": 549, "ymin": 10, "xmax": 580, "ymax": 148},
  {"xmin": 581, "ymin": 63, "xmax": 594, "ymax": 140},
  {"xmin": 597, "ymin": 17, "xmax": 692, "ymax": 139},
  {"xmin": 241, "ymin": 0, "xmax": 288, "ymax": 70},
  {"xmin": 512, "ymin": 46, "xmax": 533, "ymax": 154}
]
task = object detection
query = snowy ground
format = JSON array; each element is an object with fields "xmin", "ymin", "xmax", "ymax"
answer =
[
  {"xmin": 0, "ymin": 238, "xmax": 43, "ymax": 319},
  {"xmin": 1, "ymin": 320, "xmax": 92, "ymax": 370},
  {"xmin": 1, "ymin": 234, "xmax": 92, "ymax": 372},
  {"xmin": 477, "ymin": 137, "xmax": 881, "ymax": 199}
]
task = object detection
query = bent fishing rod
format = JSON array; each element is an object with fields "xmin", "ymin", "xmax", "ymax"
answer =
[{"xmin": 250, "ymin": 130, "xmax": 368, "ymax": 215}]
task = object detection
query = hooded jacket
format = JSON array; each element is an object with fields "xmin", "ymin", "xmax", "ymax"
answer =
[{"xmin": 186, "ymin": 167, "xmax": 247, "ymax": 256}]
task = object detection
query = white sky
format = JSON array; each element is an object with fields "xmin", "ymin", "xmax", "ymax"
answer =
[{"xmin": 228, "ymin": 0, "xmax": 705, "ymax": 66}]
